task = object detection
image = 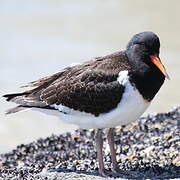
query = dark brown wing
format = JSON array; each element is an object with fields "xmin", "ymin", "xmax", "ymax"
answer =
[
  {"xmin": 40, "ymin": 70, "xmax": 125, "ymax": 116},
  {"xmin": 3, "ymin": 51, "xmax": 130, "ymax": 115}
]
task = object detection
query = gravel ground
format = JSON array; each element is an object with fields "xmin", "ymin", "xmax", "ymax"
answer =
[{"xmin": 0, "ymin": 106, "xmax": 180, "ymax": 180}]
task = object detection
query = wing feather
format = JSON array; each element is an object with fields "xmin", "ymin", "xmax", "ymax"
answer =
[
  {"xmin": 40, "ymin": 70, "xmax": 125, "ymax": 116},
  {"xmin": 3, "ymin": 51, "xmax": 130, "ymax": 115}
]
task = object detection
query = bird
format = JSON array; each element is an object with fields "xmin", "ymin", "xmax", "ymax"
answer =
[{"xmin": 3, "ymin": 31, "xmax": 169, "ymax": 177}]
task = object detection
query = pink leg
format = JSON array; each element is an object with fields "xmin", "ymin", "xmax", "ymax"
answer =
[
  {"xmin": 95, "ymin": 129, "xmax": 113, "ymax": 177},
  {"xmin": 107, "ymin": 128, "xmax": 137, "ymax": 176},
  {"xmin": 107, "ymin": 128, "xmax": 119, "ymax": 171}
]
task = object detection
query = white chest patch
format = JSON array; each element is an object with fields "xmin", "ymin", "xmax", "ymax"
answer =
[{"xmin": 47, "ymin": 70, "xmax": 150, "ymax": 129}]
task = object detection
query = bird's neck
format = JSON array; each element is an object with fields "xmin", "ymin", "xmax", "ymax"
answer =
[{"xmin": 125, "ymin": 51, "xmax": 165, "ymax": 101}]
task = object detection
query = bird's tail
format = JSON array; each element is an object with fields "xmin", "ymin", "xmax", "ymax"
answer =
[
  {"xmin": 3, "ymin": 92, "xmax": 29, "ymax": 102},
  {"xmin": 3, "ymin": 71, "xmax": 64, "ymax": 115},
  {"xmin": 5, "ymin": 105, "xmax": 29, "ymax": 115},
  {"xmin": 3, "ymin": 92, "xmax": 31, "ymax": 114},
  {"xmin": 3, "ymin": 91, "xmax": 46, "ymax": 115}
]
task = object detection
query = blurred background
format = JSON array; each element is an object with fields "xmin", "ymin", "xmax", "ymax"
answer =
[{"xmin": 0, "ymin": 0, "xmax": 180, "ymax": 153}]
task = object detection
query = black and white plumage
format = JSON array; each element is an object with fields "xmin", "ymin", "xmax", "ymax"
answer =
[{"xmin": 3, "ymin": 31, "xmax": 169, "ymax": 177}]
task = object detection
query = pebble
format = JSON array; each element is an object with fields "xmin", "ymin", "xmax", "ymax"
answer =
[{"xmin": 0, "ymin": 106, "xmax": 180, "ymax": 179}]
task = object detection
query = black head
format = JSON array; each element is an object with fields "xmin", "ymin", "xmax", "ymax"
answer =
[
  {"xmin": 126, "ymin": 31, "xmax": 169, "ymax": 79},
  {"xmin": 127, "ymin": 31, "xmax": 160, "ymax": 56}
]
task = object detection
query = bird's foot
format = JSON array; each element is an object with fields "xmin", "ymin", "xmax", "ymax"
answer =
[
  {"xmin": 99, "ymin": 168, "xmax": 115, "ymax": 177},
  {"xmin": 99, "ymin": 168, "xmax": 137, "ymax": 178},
  {"xmin": 112, "ymin": 167, "xmax": 137, "ymax": 177}
]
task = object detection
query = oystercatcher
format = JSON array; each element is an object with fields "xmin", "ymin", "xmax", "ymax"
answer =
[{"xmin": 3, "ymin": 32, "xmax": 169, "ymax": 177}]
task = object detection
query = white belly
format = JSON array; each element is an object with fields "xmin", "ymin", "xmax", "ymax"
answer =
[{"xmin": 50, "ymin": 71, "xmax": 150, "ymax": 129}]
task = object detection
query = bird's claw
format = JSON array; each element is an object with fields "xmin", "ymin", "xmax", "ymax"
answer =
[
  {"xmin": 112, "ymin": 167, "xmax": 137, "ymax": 177},
  {"xmin": 99, "ymin": 168, "xmax": 115, "ymax": 177}
]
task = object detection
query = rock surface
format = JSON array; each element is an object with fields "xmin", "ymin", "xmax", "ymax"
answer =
[{"xmin": 0, "ymin": 106, "xmax": 180, "ymax": 180}]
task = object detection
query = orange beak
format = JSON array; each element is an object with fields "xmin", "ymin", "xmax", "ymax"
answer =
[{"xmin": 150, "ymin": 55, "xmax": 170, "ymax": 80}]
